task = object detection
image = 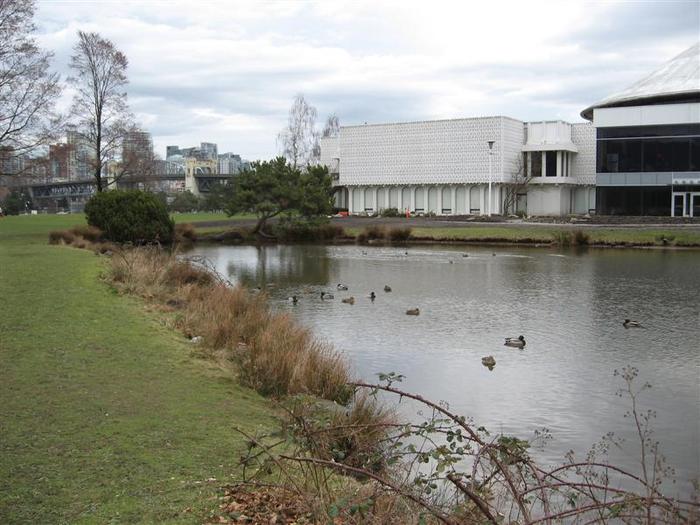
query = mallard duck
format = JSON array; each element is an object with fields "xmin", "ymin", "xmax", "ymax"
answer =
[
  {"xmin": 320, "ymin": 292, "xmax": 334, "ymax": 300},
  {"xmin": 406, "ymin": 308, "xmax": 420, "ymax": 316},
  {"xmin": 288, "ymin": 296, "xmax": 298, "ymax": 305},
  {"xmin": 504, "ymin": 335, "xmax": 526, "ymax": 348},
  {"xmin": 623, "ymin": 319, "xmax": 645, "ymax": 329},
  {"xmin": 337, "ymin": 284, "xmax": 349, "ymax": 291},
  {"xmin": 481, "ymin": 355, "xmax": 496, "ymax": 369},
  {"xmin": 341, "ymin": 297, "xmax": 355, "ymax": 305},
  {"xmin": 369, "ymin": 291, "xmax": 376, "ymax": 301},
  {"xmin": 384, "ymin": 285, "xmax": 392, "ymax": 292}
]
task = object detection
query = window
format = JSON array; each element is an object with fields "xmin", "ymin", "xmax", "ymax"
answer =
[
  {"xmin": 546, "ymin": 151, "xmax": 557, "ymax": 177},
  {"xmin": 597, "ymin": 138, "xmax": 697, "ymax": 173},
  {"xmin": 531, "ymin": 152, "xmax": 542, "ymax": 177}
]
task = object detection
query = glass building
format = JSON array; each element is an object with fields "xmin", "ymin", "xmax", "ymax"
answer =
[{"xmin": 581, "ymin": 43, "xmax": 700, "ymax": 216}]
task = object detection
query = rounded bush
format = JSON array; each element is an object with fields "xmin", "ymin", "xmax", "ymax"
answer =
[{"xmin": 85, "ymin": 190, "xmax": 174, "ymax": 244}]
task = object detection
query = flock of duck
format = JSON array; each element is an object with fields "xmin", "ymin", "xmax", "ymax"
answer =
[{"xmin": 287, "ymin": 282, "xmax": 646, "ymax": 373}]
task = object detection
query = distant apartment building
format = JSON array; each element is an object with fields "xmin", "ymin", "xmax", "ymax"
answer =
[
  {"xmin": 167, "ymin": 142, "xmax": 218, "ymax": 162},
  {"xmin": 122, "ymin": 130, "xmax": 154, "ymax": 160},
  {"xmin": 49, "ymin": 143, "xmax": 71, "ymax": 179},
  {"xmin": 66, "ymin": 130, "xmax": 95, "ymax": 181},
  {"xmin": 218, "ymin": 152, "xmax": 243, "ymax": 175}
]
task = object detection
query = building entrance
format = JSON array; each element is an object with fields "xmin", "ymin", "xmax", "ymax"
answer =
[{"xmin": 672, "ymin": 192, "xmax": 700, "ymax": 217}]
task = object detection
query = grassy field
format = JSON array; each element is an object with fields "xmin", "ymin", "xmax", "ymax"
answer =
[{"xmin": 0, "ymin": 215, "xmax": 274, "ymax": 523}]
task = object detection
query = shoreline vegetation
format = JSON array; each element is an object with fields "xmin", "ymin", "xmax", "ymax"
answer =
[
  {"xmin": 198, "ymin": 221, "xmax": 700, "ymax": 249},
  {"xmin": 37, "ymin": 221, "xmax": 700, "ymax": 523}
]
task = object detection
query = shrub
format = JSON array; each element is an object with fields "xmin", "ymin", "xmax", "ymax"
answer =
[
  {"xmin": 274, "ymin": 220, "xmax": 345, "ymax": 242},
  {"xmin": 48, "ymin": 230, "xmax": 75, "ymax": 245},
  {"xmin": 552, "ymin": 230, "xmax": 590, "ymax": 247},
  {"xmin": 174, "ymin": 223, "xmax": 197, "ymax": 244},
  {"xmin": 380, "ymin": 207, "xmax": 401, "ymax": 217},
  {"xmin": 85, "ymin": 190, "xmax": 174, "ymax": 244},
  {"xmin": 70, "ymin": 225, "xmax": 103, "ymax": 242},
  {"xmin": 387, "ymin": 227, "xmax": 412, "ymax": 242},
  {"xmin": 551, "ymin": 230, "xmax": 572, "ymax": 247},
  {"xmin": 572, "ymin": 230, "xmax": 590, "ymax": 246},
  {"xmin": 168, "ymin": 190, "xmax": 201, "ymax": 213}
]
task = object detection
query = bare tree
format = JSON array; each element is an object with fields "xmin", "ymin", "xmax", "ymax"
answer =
[
  {"xmin": 277, "ymin": 94, "xmax": 319, "ymax": 169},
  {"xmin": 68, "ymin": 31, "xmax": 133, "ymax": 192},
  {"xmin": 503, "ymin": 153, "xmax": 532, "ymax": 216},
  {"xmin": 321, "ymin": 113, "xmax": 340, "ymax": 138},
  {"xmin": 0, "ymin": 0, "xmax": 61, "ymax": 160}
]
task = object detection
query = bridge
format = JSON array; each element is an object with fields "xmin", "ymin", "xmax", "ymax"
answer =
[{"xmin": 24, "ymin": 172, "xmax": 235, "ymax": 211}]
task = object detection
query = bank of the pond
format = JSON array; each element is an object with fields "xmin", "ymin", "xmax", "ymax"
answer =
[
  {"xmin": 197, "ymin": 223, "xmax": 700, "ymax": 249},
  {"xmin": 0, "ymin": 216, "xmax": 275, "ymax": 523}
]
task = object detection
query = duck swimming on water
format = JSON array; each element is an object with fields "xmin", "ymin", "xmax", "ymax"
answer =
[
  {"xmin": 369, "ymin": 291, "xmax": 376, "ymax": 301},
  {"xmin": 384, "ymin": 285, "xmax": 392, "ymax": 292},
  {"xmin": 504, "ymin": 335, "xmax": 526, "ymax": 348},
  {"xmin": 406, "ymin": 308, "xmax": 420, "ymax": 316},
  {"xmin": 320, "ymin": 292, "xmax": 334, "ymax": 300},
  {"xmin": 623, "ymin": 319, "xmax": 645, "ymax": 329},
  {"xmin": 288, "ymin": 296, "xmax": 298, "ymax": 305},
  {"xmin": 337, "ymin": 284, "xmax": 349, "ymax": 291},
  {"xmin": 341, "ymin": 297, "xmax": 355, "ymax": 305}
]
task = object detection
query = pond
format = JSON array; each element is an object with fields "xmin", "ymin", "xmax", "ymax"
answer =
[{"xmin": 188, "ymin": 243, "xmax": 700, "ymax": 490}]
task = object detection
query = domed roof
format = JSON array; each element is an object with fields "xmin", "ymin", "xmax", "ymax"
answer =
[{"xmin": 581, "ymin": 42, "xmax": 700, "ymax": 120}]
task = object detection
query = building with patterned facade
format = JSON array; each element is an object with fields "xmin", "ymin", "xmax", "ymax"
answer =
[
  {"xmin": 320, "ymin": 42, "xmax": 698, "ymax": 217},
  {"xmin": 320, "ymin": 117, "xmax": 595, "ymax": 217}
]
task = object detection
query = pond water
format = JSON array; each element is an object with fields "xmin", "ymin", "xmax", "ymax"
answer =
[{"xmin": 189, "ymin": 243, "xmax": 700, "ymax": 490}]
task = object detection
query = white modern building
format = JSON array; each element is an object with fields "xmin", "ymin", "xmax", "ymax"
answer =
[
  {"xmin": 582, "ymin": 42, "xmax": 700, "ymax": 216},
  {"xmin": 320, "ymin": 42, "xmax": 699, "ymax": 217},
  {"xmin": 320, "ymin": 117, "xmax": 595, "ymax": 216}
]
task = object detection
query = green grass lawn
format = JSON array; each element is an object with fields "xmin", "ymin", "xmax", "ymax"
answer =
[{"xmin": 0, "ymin": 216, "xmax": 274, "ymax": 523}]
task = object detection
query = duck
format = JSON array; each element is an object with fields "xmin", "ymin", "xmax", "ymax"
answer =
[
  {"xmin": 406, "ymin": 308, "xmax": 420, "ymax": 316},
  {"xmin": 320, "ymin": 292, "xmax": 334, "ymax": 300},
  {"xmin": 449, "ymin": 260, "xmax": 454, "ymax": 264},
  {"xmin": 623, "ymin": 319, "xmax": 645, "ymax": 329},
  {"xmin": 492, "ymin": 253, "xmax": 497, "ymax": 257},
  {"xmin": 341, "ymin": 297, "xmax": 355, "ymax": 305},
  {"xmin": 337, "ymin": 284, "xmax": 349, "ymax": 291},
  {"xmin": 369, "ymin": 291, "xmax": 376, "ymax": 301},
  {"xmin": 462, "ymin": 253, "xmax": 469, "ymax": 258},
  {"xmin": 481, "ymin": 355, "xmax": 496, "ymax": 369},
  {"xmin": 288, "ymin": 296, "xmax": 298, "ymax": 305},
  {"xmin": 504, "ymin": 335, "xmax": 526, "ymax": 348},
  {"xmin": 384, "ymin": 285, "xmax": 392, "ymax": 293}
]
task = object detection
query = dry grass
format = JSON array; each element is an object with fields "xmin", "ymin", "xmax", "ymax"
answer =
[
  {"xmin": 70, "ymin": 224, "xmax": 103, "ymax": 242},
  {"xmin": 174, "ymin": 222, "xmax": 197, "ymax": 244},
  {"xmin": 387, "ymin": 227, "xmax": 412, "ymax": 242},
  {"xmin": 106, "ymin": 247, "xmax": 352, "ymax": 403}
]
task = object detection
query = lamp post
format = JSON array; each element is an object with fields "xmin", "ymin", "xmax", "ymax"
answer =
[{"xmin": 487, "ymin": 140, "xmax": 495, "ymax": 216}]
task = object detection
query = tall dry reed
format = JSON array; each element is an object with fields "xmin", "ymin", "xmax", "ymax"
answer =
[{"xmin": 106, "ymin": 248, "xmax": 351, "ymax": 403}]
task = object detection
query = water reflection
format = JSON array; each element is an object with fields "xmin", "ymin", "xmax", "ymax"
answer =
[{"xmin": 189, "ymin": 243, "xmax": 700, "ymax": 489}]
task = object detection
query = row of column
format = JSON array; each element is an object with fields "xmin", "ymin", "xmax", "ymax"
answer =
[{"xmin": 347, "ymin": 184, "xmax": 502, "ymax": 216}]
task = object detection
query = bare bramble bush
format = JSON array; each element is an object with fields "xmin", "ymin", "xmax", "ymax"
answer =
[{"xmin": 234, "ymin": 368, "xmax": 699, "ymax": 524}]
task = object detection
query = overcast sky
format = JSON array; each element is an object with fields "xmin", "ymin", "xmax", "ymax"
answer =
[{"xmin": 35, "ymin": 0, "xmax": 699, "ymax": 160}]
